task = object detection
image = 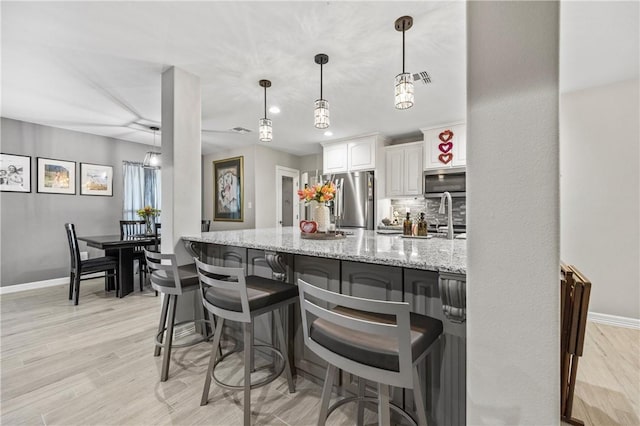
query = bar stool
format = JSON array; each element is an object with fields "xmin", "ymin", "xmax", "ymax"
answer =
[
  {"xmin": 194, "ymin": 258, "xmax": 298, "ymax": 426},
  {"xmin": 144, "ymin": 249, "xmax": 214, "ymax": 382},
  {"xmin": 298, "ymin": 278, "xmax": 443, "ymax": 426}
]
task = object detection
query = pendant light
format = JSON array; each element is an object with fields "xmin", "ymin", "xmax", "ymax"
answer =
[
  {"xmin": 394, "ymin": 16, "xmax": 414, "ymax": 110},
  {"xmin": 143, "ymin": 126, "xmax": 161, "ymax": 169},
  {"xmin": 258, "ymin": 79, "xmax": 272, "ymax": 142},
  {"xmin": 314, "ymin": 53, "xmax": 330, "ymax": 129}
]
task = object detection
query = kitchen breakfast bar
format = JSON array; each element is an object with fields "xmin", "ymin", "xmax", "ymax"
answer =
[{"xmin": 182, "ymin": 227, "xmax": 467, "ymax": 426}]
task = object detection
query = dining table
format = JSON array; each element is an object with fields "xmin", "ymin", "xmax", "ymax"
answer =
[{"xmin": 77, "ymin": 234, "xmax": 157, "ymax": 297}]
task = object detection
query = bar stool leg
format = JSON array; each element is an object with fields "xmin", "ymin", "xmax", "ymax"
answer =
[
  {"xmin": 154, "ymin": 294, "xmax": 171, "ymax": 357},
  {"xmin": 318, "ymin": 364, "xmax": 337, "ymax": 426},
  {"xmin": 243, "ymin": 322, "xmax": 252, "ymax": 426},
  {"xmin": 274, "ymin": 309, "xmax": 295, "ymax": 393},
  {"xmin": 412, "ymin": 366, "xmax": 428, "ymax": 426},
  {"xmin": 248, "ymin": 322, "xmax": 255, "ymax": 372},
  {"xmin": 201, "ymin": 318, "xmax": 224, "ymax": 406},
  {"xmin": 357, "ymin": 377, "xmax": 366, "ymax": 426},
  {"xmin": 160, "ymin": 295, "xmax": 177, "ymax": 382},
  {"xmin": 377, "ymin": 383, "xmax": 391, "ymax": 426}
]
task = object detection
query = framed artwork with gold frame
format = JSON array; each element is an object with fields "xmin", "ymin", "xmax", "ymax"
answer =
[{"xmin": 213, "ymin": 156, "xmax": 243, "ymax": 222}]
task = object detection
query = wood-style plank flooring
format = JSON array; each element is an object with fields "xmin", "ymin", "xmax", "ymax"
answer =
[{"xmin": 1, "ymin": 279, "xmax": 638, "ymax": 425}]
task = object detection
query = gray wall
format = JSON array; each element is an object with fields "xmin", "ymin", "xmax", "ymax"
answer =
[
  {"xmin": 0, "ymin": 118, "xmax": 150, "ymax": 286},
  {"xmin": 560, "ymin": 79, "xmax": 640, "ymax": 319}
]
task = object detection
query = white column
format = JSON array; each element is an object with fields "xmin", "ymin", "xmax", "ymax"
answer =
[
  {"xmin": 467, "ymin": 2, "xmax": 560, "ymax": 425},
  {"xmin": 161, "ymin": 66, "xmax": 201, "ymax": 263}
]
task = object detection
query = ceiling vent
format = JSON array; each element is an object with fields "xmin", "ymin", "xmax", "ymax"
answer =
[
  {"xmin": 413, "ymin": 71, "xmax": 432, "ymax": 85},
  {"xmin": 231, "ymin": 127, "xmax": 251, "ymax": 134}
]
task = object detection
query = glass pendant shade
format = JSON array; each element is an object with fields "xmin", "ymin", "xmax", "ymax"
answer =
[
  {"xmin": 143, "ymin": 151, "xmax": 161, "ymax": 168},
  {"xmin": 314, "ymin": 99, "xmax": 330, "ymax": 129},
  {"xmin": 143, "ymin": 126, "xmax": 161, "ymax": 169},
  {"xmin": 259, "ymin": 118, "xmax": 272, "ymax": 142},
  {"xmin": 394, "ymin": 72, "xmax": 414, "ymax": 110}
]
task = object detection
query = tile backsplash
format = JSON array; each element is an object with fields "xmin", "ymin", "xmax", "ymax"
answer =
[{"xmin": 388, "ymin": 197, "xmax": 466, "ymax": 226}]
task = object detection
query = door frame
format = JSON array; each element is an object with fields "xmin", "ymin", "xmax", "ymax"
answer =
[{"xmin": 275, "ymin": 165, "xmax": 300, "ymax": 228}]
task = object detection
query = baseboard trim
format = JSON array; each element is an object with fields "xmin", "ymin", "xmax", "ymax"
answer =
[
  {"xmin": 0, "ymin": 273, "xmax": 106, "ymax": 295},
  {"xmin": 589, "ymin": 312, "xmax": 640, "ymax": 330}
]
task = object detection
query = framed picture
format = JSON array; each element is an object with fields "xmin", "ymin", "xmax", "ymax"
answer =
[
  {"xmin": 80, "ymin": 163, "xmax": 113, "ymax": 196},
  {"xmin": 0, "ymin": 153, "xmax": 31, "ymax": 193},
  {"xmin": 213, "ymin": 156, "xmax": 243, "ymax": 221},
  {"xmin": 37, "ymin": 157, "xmax": 76, "ymax": 195}
]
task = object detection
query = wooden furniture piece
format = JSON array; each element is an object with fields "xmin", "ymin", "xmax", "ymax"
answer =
[
  {"xmin": 144, "ymin": 250, "xmax": 213, "ymax": 382},
  {"xmin": 298, "ymin": 278, "xmax": 443, "ymax": 426},
  {"xmin": 64, "ymin": 223, "xmax": 119, "ymax": 305},
  {"xmin": 77, "ymin": 234, "xmax": 156, "ymax": 297},
  {"xmin": 195, "ymin": 258, "xmax": 297, "ymax": 426},
  {"xmin": 560, "ymin": 263, "xmax": 592, "ymax": 426},
  {"xmin": 120, "ymin": 220, "xmax": 147, "ymax": 291},
  {"xmin": 201, "ymin": 220, "xmax": 211, "ymax": 232}
]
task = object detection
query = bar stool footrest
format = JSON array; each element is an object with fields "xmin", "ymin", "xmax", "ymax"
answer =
[
  {"xmin": 155, "ymin": 319, "xmax": 214, "ymax": 349},
  {"xmin": 212, "ymin": 344, "xmax": 286, "ymax": 391},
  {"xmin": 327, "ymin": 395, "xmax": 417, "ymax": 426}
]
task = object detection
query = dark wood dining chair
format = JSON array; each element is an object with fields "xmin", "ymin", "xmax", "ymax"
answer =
[
  {"xmin": 201, "ymin": 219, "xmax": 211, "ymax": 232},
  {"xmin": 119, "ymin": 220, "xmax": 147, "ymax": 291},
  {"xmin": 560, "ymin": 263, "xmax": 592, "ymax": 426},
  {"xmin": 154, "ymin": 222, "xmax": 161, "ymax": 252},
  {"xmin": 65, "ymin": 223, "xmax": 118, "ymax": 305}
]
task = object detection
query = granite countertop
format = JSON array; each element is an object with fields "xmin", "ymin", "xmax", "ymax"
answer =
[{"xmin": 183, "ymin": 227, "xmax": 466, "ymax": 274}]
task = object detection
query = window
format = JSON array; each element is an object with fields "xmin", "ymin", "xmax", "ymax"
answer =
[{"xmin": 123, "ymin": 162, "xmax": 161, "ymax": 220}]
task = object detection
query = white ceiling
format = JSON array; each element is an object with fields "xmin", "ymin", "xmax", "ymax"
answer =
[{"xmin": 1, "ymin": 2, "xmax": 638, "ymax": 156}]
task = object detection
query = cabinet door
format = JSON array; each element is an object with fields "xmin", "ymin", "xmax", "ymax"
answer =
[
  {"xmin": 423, "ymin": 124, "xmax": 465, "ymax": 170},
  {"xmin": 385, "ymin": 147, "xmax": 404, "ymax": 197},
  {"xmin": 323, "ymin": 143, "xmax": 348, "ymax": 174},
  {"xmin": 404, "ymin": 269, "xmax": 466, "ymax": 426},
  {"xmin": 293, "ymin": 255, "xmax": 341, "ymax": 381},
  {"xmin": 403, "ymin": 144, "xmax": 424, "ymax": 195},
  {"xmin": 348, "ymin": 138, "xmax": 376, "ymax": 171},
  {"xmin": 451, "ymin": 124, "xmax": 467, "ymax": 167}
]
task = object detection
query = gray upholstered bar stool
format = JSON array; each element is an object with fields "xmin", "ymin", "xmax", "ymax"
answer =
[
  {"xmin": 144, "ymin": 249, "xmax": 214, "ymax": 382},
  {"xmin": 298, "ymin": 279, "xmax": 443, "ymax": 426},
  {"xmin": 195, "ymin": 258, "xmax": 298, "ymax": 426}
]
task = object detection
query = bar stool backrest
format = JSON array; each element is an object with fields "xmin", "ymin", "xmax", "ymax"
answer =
[
  {"xmin": 144, "ymin": 249, "xmax": 183, "ymax": 295},
  {"xmin": 195, "ymin": 258, "xmax": 251, "ymax": 323},
  {"xmin": 298, "ymin": 278, "xmax": 414, "ymax": 388}
]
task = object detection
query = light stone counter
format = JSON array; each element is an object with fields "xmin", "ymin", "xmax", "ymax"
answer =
[{"xmin": 182, "ymin": 227, "xmax": 466, "ymax": 274}]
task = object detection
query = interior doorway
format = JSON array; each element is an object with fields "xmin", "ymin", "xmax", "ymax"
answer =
[{"xmin": 275, "ymin": 166, "xmax": 299, "ymax": 228}]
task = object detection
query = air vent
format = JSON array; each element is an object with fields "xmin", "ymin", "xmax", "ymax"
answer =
[
  {"xmin": 231, "ymin": 127, "xmax": 251, "ymax": 134},
  {"xmin": 413, "ymin": 71, "xmax": 432, "ymax": 85}
]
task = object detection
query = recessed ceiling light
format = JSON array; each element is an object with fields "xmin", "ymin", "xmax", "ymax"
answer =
[
  {"xmin": 269, "ymin": 106, "xmax": 280, "ymax": 114},
  {"xmin": 324, "ymin": 131, "xmax": 333, "ymax": 137}
]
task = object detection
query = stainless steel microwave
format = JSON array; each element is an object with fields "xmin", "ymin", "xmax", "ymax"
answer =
[{"xmin": 424, "ymin": 168, "xmax": 466, "ymax": 198}]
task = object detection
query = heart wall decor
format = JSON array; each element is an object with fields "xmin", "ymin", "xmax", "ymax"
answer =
[
  {"xmin": 438, "ymin": 153, "xmax": 453, "ymax": 164},
  {"xmin": 438, "ymin": 142, "xmax": 453, "ymax": 153},
  {"xmin": 439, "ymin": 129, "xmax": 454, "ymax": 143}
]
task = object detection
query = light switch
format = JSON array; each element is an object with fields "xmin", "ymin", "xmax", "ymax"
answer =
[{"xmin": 248, "ymin": 202, "xmax": 252, "ymax": 209}]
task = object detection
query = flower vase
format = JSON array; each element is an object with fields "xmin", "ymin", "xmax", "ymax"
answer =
[
  {"xmin": 145, "ymin": 218, "xmax": 153, "ymax": 235},
  {"xmin": 314, "ymin": 204, "xmax": 331, "ymax": 233}
]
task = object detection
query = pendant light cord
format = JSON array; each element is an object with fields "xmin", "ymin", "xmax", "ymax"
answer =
[
  {"xmin": 402, "ymin": 22, "xmax": 406, "ymax": 74},
  {"xmin": 320, "ymin": 63, "xmax": 323, "ymax": 99},
  {"xmin": 264, "ymin": 85, "xmax": 267, "ymax": 119}
]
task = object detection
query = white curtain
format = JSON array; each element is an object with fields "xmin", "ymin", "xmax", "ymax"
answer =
[{"xmin": 123, "ymin": 162, "xmax": 161, "ymax": 220}]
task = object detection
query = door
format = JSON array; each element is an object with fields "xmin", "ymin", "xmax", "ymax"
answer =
[{"xmin": 275, "ymin": 166, "xmax": 299, "ymax": 228}]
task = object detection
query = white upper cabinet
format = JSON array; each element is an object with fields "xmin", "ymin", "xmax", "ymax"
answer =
[
  {"xmin": 422, "ymin": 123, "xmax": 466, "ymax": 170},
  {"xmin": 322, "ymin": 134, "xmax": 381, "ymax": 174},
  {"xmin": 323, "ymin": 143, "xmax": 349, "ymax": 173},
  {"xmin": 385, "ymin": 141, "xmax": 423, "ymax": 197}
]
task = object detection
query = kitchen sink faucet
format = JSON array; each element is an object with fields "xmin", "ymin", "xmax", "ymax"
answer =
[{"xmin": 439, "ymin": 191, "xmax": 454, "ymax": 240}]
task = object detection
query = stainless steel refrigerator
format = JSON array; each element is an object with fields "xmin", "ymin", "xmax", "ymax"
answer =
[{"xmin": 304, "ymin": 171, "xmax": 375, "ymax": 230}]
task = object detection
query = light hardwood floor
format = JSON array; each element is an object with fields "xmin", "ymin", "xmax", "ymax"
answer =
[{"xmin": 1, "ymin": 279, "xmax": 638, "ymax": 425}]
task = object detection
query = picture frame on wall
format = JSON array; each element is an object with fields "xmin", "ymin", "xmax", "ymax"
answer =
[
  {"xmin": 0, "ymin": 153, "xmax": 31, "ymax": 193},
  {"xmin": 80, "ymin": 163, "xmax": 113, "ymax": 196},
  {"xmin": 213, "ymin": 156, "xmax": 243, "ymax": 222},
  {"xmin": 37, "ymin": 157, "xmax": 76, "ymax": 195}
]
